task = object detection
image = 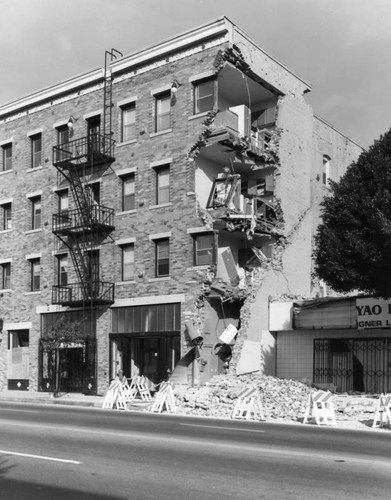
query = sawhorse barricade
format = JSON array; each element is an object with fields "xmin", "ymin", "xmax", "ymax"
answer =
[
  {"xmin": 372, "ymin": 393, "xmax": 391, "ymax": 428},
  {"xmin": 131, "ymin": 376, "xmax": 153, "ymax": 401},
  {"xmin": 102, "ymin": 380, "xmax": 128, "ymax": 410},
  {"xmin": 121, "ymin": 378, "xmax": 138, "ymax": 403},
  {"xmin": 150, "ymin": 382, "xmax": 177, "ymax": 414},
  {"xmin": 232, "ymin": 386, "xmax": 265, "ymax": 421},
  {"xmin": 303, "ymin": 390, "xmax": 336, "ymax": 426}
]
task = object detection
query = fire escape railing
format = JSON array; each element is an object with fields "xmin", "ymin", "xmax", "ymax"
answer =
[
  {"xmin": 52, "ymin": 281, "xmax": 115, "ymax": 307},
  {"xmin": 53, "ymin": 134, "xmax": 115, "ymax": 167},
  {"xmin": 52, "ymin": 206, "xmax": 115, "ymax": 233}
]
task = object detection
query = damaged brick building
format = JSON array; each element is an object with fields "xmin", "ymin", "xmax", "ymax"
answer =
[{"xmin": 0, "ymin": 17, "xmax": 362, "ymax": 394}]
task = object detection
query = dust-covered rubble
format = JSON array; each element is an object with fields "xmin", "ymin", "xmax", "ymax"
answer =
[{"xmin": 169, "ymin": 372, "xmax": 390, "ymax": 432}]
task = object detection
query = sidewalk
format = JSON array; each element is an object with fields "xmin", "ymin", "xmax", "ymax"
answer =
[{"xmin": 0, "ymin": 390, "xmax": 105, "ymax": 408}]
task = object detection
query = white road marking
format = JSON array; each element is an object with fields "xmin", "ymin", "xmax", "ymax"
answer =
[
  {"xmin": 180, "ymin": 423, "xmax": 265, "ymax": 433},
  {"xmin": 0, "ymin": 408, "xmax": 40, "ymax": 413},
  {"xmin": 0, "ymin": 449, "xmax": 81, "ymax": 464}
]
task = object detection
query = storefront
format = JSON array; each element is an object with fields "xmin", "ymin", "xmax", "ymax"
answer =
[
  {"xmin": 110, "ymin": 303, "xmax": 181, "ymax": 389},
  {"xmin": 39, "ymin": 310, "xmax": 97, "ymax": 394},
  {"xmin": 270, "ymin": 296, "xmax": 391, "ymax": 394}
]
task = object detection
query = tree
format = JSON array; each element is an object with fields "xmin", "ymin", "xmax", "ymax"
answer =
[
  {"xmin": 314, "ymin": 128, "xmax": 391, "ymax": 298},
  {"xmin": 41, "ymin": 316, "xmax": 81, "ymax": 396}
]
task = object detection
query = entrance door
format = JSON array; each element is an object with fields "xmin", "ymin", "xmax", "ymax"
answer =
[{"xmin": 59, "ymin": 347, "xmax": 83, "ymax": 392}]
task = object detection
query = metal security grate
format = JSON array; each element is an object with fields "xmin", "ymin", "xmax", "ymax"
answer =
[{"xmin": 314, "ymin": 338, "xmax": 391, "ymax": 394}]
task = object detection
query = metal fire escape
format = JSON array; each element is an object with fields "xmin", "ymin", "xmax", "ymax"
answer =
[{"xmin": 51, "ymin": 49, "xmax": 123, "ymax": 307}]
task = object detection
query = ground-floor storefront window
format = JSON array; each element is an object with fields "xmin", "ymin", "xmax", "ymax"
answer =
[
  {"xmin": 110, "ymin": 303, "xmax": 181, "ymax": 389},
  {"xmin": 39, "ymin": 339, "xmax": 97, "ymax": 394},
  {"xmin": 314, "ymin": 337, "xmax": 391, "ymax": 393}
]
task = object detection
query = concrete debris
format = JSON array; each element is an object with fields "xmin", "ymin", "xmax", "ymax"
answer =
[
  {"xmin": 174, "ymin": 372, "xmax": 313, "ymax": 421},
  {"xmin": 173, "ymin": 372, "xmax": 388, "ymax": 430}
]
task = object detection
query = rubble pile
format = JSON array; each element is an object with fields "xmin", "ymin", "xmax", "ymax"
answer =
[{"xmin": 174, "ymin": 372, "xmax": 313, "ymax": 422}]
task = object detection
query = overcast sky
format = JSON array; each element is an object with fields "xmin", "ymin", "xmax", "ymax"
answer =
[{"xmin": 1, "ymin": 0, "xmax": 390, "ymax": 149}]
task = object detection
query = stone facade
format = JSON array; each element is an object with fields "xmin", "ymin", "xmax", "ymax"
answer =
[{"xmin": 0, "ymin": 17, "xmax": 362, "ymax": 394}]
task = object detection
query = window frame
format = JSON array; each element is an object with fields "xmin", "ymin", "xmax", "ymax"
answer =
[
  {"xmin": 323, "ymin": 155, "xmax": 331, "ymax": 186},
  {"xmin": 155, "ymin": 238, "xmax": 169, "ymax": 278},
  {"xmin": 2, "ymin": 143, "xmax": 12, "ymax": 171},
  {"xmin": 57, "ymin": 125, "xmax": 69, "ymax": 145},
  {"xmin": 31, "ymin": 196, "xmax": 42, "ymax": 230},
  {"xmin": 121, "ymin": 103, "xmax": 136, "ymax": 142},
  {"xmin": 155, "ymin": 165, "xmax": 170, "ymax": 205},
  {"xmin": 57, "ymin": 254, "xmax": 68, "ymax": 286},
  {"xmin": 121, "ymin": 174, "xmax": 135, "ymax": 211},
  {"xmin": 193, "ymin": 233, "xmax": 215, "ymax": 267},
  {"xmin": 121, "ymin": 244, "xmax": 135, "ymax": 281},
  {"xmin": 1, "ymin": 262, "xmax": 11, "ymax": 290},
  {"xmin": 57, "ymin": 189, "xmax": 69, "ymax": 214},
  {"xmin": 30, "ymin": 258, "xmax": 41, "ymax": 292},
  {"xmin": 30, "ymin": 133, "xmax": 42, "ymax": 169},
  {"xmin": 194, "ymin": 77, "xmax": 216, "ymax": 115},
  {"xmin": 2, "ymin": 203, "xmax": 12, "ymax": 231},
  {"xmin": 155, "ymin": 91, "xmax": 171, "ymax": 132}
]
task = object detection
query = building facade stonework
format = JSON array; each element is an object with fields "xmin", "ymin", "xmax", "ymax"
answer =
[{"xmin": 0, "ymin": 17, "xmax": 362, "ymax": 394}]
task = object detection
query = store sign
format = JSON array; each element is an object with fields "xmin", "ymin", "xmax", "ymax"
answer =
[{"xmin": 356, "ymin": 297, "xmax": 391, "ymax": 328}]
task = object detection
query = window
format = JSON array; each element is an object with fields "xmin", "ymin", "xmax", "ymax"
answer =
[
  {"xmin": 194, "ymin": 233, "xmax": 215, "ymax": 266},
  {"xmin": 31, "ymin": 133, "xmax": 42, "ymax": 168},
  {"xmin": 121, "ymin": 103, "xmax": 136, "ymax": 142},
  {"xmin": 156, "ymin": 165, "xmax": 170, "ymax": 205},
  {"xmin": 122, "ymin": 174, "xmax": 135, "ymax": 211},
  {"xmin": 8, "ymin": 330, "xmax": 29, "ymax": 349},
  {"xmin": 30, "ymin": 258, "xmax": 40, "ymax": 291},
  {"xmin": 155, "ymin": 239, "xmax": 169, "ymax": 277},
  {"xmin": 87, "ymin": 250, "xmax": 100, "ymax": 282},
  {"xmin": 1, "ymin": 262, "xmax": 11, "ymax": 289},
  {"xmin": 56, "ymin": 125, "xmax": 70, "ymax": 161},
  {"xmin": 121, "ymin": 244, "xmax": 135, "ymax": 281},
  {"xmin": 2, "ymin": 203, "xmax": 11, "ymax": 230},
  {"xmin": 87, "ymin": 116, "xmax": 101, "ymax": 152},
  {"xmin": 155, "ymin": 92, "xmax": 171, "ymax": 132},
  {"xmin": 57, "ymin": 189, "xmax": 69, "ymax": 214},
  {"xmin": 2, "ymin": 143, "xmax": 12, "ymax": 171},
  {"xmin": 57, "ymin": 255, "xmax": 68, "ymax": 286},
  {"xmin": 323, "ymin": 155, "xmax": 331, "ymax": 185},
  {"xmin": 57, "ymin": 125, "xmax": 69, "ymax": 145},
  {"xmin": 31, "ymin": 196, "xmax": 41, "ymax": 229},
  {"xmin": 194, "ymin": 78, "xmax": 216, "ymax": 114},
  {"xmin": 89, "ymin": 183, "xmax": 100, "ymax": 205}
]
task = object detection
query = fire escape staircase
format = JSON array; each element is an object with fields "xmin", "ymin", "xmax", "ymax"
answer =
[{"xmin": 51, "ymin": 49, "xmax": 122, "ymax": 307}]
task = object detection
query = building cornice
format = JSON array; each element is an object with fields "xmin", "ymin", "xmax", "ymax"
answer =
[
  {"xmin": 0, "ymin": 17, "xmax": 230, "ymax": 120},
  {"xmin": 0, "ymin": 68, "xmax": 104, "ymax": 118},
  {"xmin": 0, "ymin": 16, "xmax": 311, "ymax": 120}
]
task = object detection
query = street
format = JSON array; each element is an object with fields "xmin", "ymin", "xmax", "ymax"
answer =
[{"xmin": 0, "ymin": 401, "xmax": 390, "ymax": 499}]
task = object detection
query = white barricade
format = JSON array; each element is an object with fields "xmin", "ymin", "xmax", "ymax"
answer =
[
  {"xmin": 102, "ymin": 380, "xmax": 128, "ymax": 410},
  {"xmin": 133, "ymin": 376, "xmax": 153, "ymax": 401},
  {"xmin": 121, "ymin": 378, "xmax": 138, "ymax": 402},
  {"xmin": 232, "ymin": 386, "xmax": 265, "ymax": 421},
  {"xmin": 372, "ymin": 393, "xmax": 391, "ymax": 428},
  {"xmin": 150, "ymin": 382, "xmax": 177, "ymax": 414},
  {"xmin": 303, "ymin": 390, "xmax": 336, "ymax": 426}
]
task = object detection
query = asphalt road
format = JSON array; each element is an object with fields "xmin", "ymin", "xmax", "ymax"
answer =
[{"xmin": 0, "ymin": 401, "xmax": 390, "ymax": 499}]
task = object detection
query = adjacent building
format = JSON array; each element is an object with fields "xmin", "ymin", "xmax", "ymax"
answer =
[{"xmin": 0, "ymin": 17, "xmax": 362, "ymax": 394}]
